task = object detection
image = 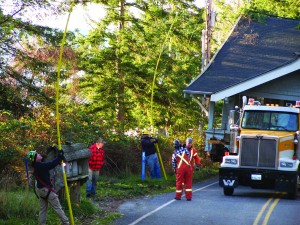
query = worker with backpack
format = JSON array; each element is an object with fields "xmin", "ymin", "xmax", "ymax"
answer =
[{"xmin": 26, "ymin": 148, "xmax": 69, "ymax": 225}]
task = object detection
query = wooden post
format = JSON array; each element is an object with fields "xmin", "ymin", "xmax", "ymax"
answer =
[{"xmin": 69, "ymin": 181, "xmax": 81, "ymax": 204}]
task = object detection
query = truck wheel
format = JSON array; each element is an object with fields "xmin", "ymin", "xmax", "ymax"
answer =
[
  {"xmin": 288, "ymin": 175, "xmax": 298, "ymax": 199},
  {"xmin": 224, "ymin": 187, "xmax": 234, "ymax": 196}
]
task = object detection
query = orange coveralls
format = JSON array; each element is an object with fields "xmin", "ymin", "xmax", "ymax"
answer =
[
  {"xmin": 188, "ymin": 146, "xmax": 201, "ymax": 173},
  {"xmin": 172, "ymin": 148, "xmax": 193, "ymax": 200}
]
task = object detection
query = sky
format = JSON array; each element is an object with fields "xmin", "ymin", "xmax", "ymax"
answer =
[
  {"xmin": 32, "ymin": 3, "xmax": 106, "ymax": 34},
  {"xmin": 2, "ymin": 1, "xmax": 206, "ymax": 34},
  {"xmin": 32, "ymin": 1, "xmax": 206, "ymax": 34}
]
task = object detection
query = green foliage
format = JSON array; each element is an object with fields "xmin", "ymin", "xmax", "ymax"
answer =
[
  {"xmin": 2, "ymin": 3, "xmax": 299, "ymax": 218},
  {"xmin": 96, "ymin": 168, "xmax": 218, "ymax": 200},
  {"xmin": 247, "ymin": 0, "xmax": 300, "ymax": 19},
  {"xmin": 2, "ymin": 0, "xmax": 299, "ymax": 223},
  {"xmin": 71, "ymin": 198, "xmax": 99, "ymax": 217},
  {"xmin": 75, "ymin": 0, "xmax": 205, "ymax": 134},
  {"xmin": 0, "ymin": 0, "xmax": 78, "ymax": 117},
  {"xmin": 101, "ymin": 135, "xmax": 141, "ymax": 176},
  {"xmin": 0, "ymin": 148, "xmax": 17, "ymax": 170},
  {"xmin": 0, "ymin": 108, "xmax": 58, "ymax": 171},
  {"xmin": 0, "ymin": 191, "xmax": 39, "ymax": 221},
  {"xmin": 0, "ymin": 167, "xmax": 217, "ymax": 225},
  {"xmin": 0, "ymin": 104, "xmax": 207, "ymax": 182},
  {"xmin": 102, "ymin": 132, "xmax": 207, "ymax": 178},
  {"xmin": 0, "ymin": 189, "xmax": 100, "ymax": 225}
]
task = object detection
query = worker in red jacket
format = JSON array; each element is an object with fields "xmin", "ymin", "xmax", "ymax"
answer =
[
  {"xmin": 86, "ymin": 137, "xmax": 105, "ymax": 197},
  {"xmin": 186, "ymin": 138, "xmax": 201, "ymax": 173},
  {"xmin": 172, "ymin": 139, "xmax": 193, "ymax": 201}
]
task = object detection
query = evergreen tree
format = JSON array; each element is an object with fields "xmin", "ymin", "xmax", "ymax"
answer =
[
  {"xmin": 0, "ymin": 0, "xmax": 74, "ymax": 116},
  {"xmin": 249, "ymin": 0, "xmax": 300, "ymax": 19},
  {"xmin": 76, "ymin": 0, "xmax": 205, "ymax": 135}
]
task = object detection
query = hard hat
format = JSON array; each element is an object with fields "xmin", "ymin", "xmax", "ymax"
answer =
[
  {"xmin": 26, "ymin": 150, "xmax": 37, "ymax": 163},
  {"xmin": 186, "ymin": 138, "xmax": 193, "ymax": 144},
  {"xmin": 173, "ymin": 139, "xmax": 181, "ymax": 148},
  {"xmin": 142, "ymin": 130, "xmax": 149, "ymax": 135}
]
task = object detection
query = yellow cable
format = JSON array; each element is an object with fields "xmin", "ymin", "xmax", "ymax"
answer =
[
  {"xmin": 150, "ymin": 12, "xmax": 178, "ymax": 128},
  {"xmin": 155, "ymin": 143, "xmax": 167, "ymax": 180},
  {"xmin": 149, "ymin": 13, "xmax": 178, "ymax": 180},
  {"xmin": 55, "ymin": 7, "xmax": 75, "ymax": 225}
]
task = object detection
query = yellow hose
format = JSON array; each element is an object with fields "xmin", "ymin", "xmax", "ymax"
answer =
[
  {"xmin": 55, "ymin": 8, "xmax": 75, "ymax": 225},
  {"xmin": 154, "ymin": 143, "xmax": 167, "ymax": 180}
]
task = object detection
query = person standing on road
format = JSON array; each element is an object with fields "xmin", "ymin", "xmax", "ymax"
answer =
[
  {"xmin": 26, "ymin": 149, "xmax": 70, "ymax": 225},
  {"xmin": 186, "ymin": 138, "xmax": 201, "ymax": 173},
  {"xmin": 140, "ymin": 131, "xmax": 162, "ymax": 179},
  {"xmin": 86, "ymin": 137, "xmax": 105, "ymax": 197},
  {"xmin": 172, "ymin": 139, "xmax": 193, "ymax": 201}
]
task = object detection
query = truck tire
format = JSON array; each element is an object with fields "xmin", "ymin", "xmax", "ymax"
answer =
[
  {"xmin": 288, "ymin": 175, "xmax": 298, "ymax": 200},
  {"xmin": 224, "ymin": 187, "xmax": 234, "ymax": 196}
]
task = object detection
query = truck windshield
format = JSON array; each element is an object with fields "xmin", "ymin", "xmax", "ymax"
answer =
[{"xmin": 242, "ymin": 111, "xmax": 298, "ymax": 131}]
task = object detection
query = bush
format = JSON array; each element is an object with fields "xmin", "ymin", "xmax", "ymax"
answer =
[{"xmin": 0, "ymin": 191, "xmax": 39, "ymax": 220}]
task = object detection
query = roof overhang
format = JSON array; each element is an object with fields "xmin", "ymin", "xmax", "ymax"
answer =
[
  {"xmin": 210, "ymin": 57, "xmax": 300, "ymax": 102},
  {"xmin": 183, "ymin": 90, "xmax": 213, "ymax": 97}
]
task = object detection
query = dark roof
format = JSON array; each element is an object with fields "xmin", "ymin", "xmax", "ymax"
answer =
[
  {"xmin": 46, "ymin": 143, "xmax": 91, "ymax": 162},
  {"xmin": 62, "ymin": 143, "xmax": 91, "ymax": 161},
  {"xmin": 184, "ymin": 16, "xmax": 300, "ymax": 96}
]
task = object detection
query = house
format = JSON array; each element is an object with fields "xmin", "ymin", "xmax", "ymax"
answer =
[{"xmin": 184, "ymin": 15, "xmax": 300, "ymax": 160}]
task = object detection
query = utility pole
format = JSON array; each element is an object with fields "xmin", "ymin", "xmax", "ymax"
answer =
[
  {"xmin": 201, "ymin": 0, "xmax": 214, "ymax": 72},
  {"xmin": 200, "ymin": 0, "xmax": 215, "ymax": 120}
]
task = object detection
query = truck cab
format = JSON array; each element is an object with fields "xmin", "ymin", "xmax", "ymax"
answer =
[{"xmin": 219, "ymin": 98, "xmax": 300, "ymax": 199}]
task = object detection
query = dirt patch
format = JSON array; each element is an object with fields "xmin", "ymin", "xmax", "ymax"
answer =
[{"xmin": 92, "ymin": 196, "xmax": 125, "ymax": 214}]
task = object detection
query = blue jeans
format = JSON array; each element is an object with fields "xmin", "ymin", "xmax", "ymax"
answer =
[
  {"xmin": 86, "ymin": 169, "xmax": 99, "ymax": 195},
  {"xmin": 146, "ymin": 153, "xmax": 162, "ymax": 179}
]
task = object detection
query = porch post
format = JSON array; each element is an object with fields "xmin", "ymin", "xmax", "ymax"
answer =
[{"xmin": 208, "ymin": 101, "xmax": 215, "ymax": 130}]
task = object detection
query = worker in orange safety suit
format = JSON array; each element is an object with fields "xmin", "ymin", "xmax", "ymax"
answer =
[
  {"xmin": 172, "ymin": 139, "xmax": 193, "ymax": 201},
  {"xmin": 186, "ymin": 138, "xmax": 201, "ymax": 173}
]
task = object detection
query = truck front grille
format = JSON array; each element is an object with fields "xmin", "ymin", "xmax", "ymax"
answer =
[{"xmin": 240, "ymin": 136, "xmax": 277, "ymax": 168}]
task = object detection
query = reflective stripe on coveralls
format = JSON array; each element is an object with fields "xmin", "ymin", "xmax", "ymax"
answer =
[
  {"xmin": 177, "ymin": 151, "xmax": 191, "ymax": 168},
  {"xmin": 189, "ymin": 149, "xmax": 197, "ymax": 162}
]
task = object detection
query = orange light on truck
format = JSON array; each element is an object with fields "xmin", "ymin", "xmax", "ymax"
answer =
[{"xmin": 248, "ymin": 98, "xmax": 254, "ymax": 105}]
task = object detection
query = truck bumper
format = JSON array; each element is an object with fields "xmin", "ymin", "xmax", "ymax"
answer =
[{"xmin": 219, "ymin": 167, "xmax": 298, "ymax": 192}]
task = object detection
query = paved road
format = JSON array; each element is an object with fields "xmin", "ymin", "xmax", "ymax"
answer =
[{"xmin": 113, "ymin": 177, "xmax": 300, "ymax": 225}]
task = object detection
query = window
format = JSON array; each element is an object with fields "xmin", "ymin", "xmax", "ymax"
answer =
[{"xmin": 242, "ymin": 111, "xmax": 298, "ymax": 131}]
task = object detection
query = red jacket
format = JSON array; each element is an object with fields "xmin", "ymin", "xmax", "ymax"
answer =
[{"xmin": 88, "ymin": 143, "xmax": 105, "ymax": 171}]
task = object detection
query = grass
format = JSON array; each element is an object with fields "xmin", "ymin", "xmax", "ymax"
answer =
[{"xmin": 0, "ymin": 165, "xmax": 218, "ymax": 225}]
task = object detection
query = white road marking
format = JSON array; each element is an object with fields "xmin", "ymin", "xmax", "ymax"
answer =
[{"xmin": 128, "ymin": 181, "xmax": 218, "ymax": 225}]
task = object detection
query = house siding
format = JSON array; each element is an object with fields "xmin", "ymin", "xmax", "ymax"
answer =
[{"xmin": 244, "ymin": 71, "xmax": 300, "ymax": 101}]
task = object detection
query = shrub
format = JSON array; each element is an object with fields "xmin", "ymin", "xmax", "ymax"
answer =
[{"xmin": 0, "ymin": 191, "xmax": 39, "ymax": 220}]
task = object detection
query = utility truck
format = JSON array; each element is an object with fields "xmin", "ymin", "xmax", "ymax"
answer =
[{"xmin": 219, "ymin": 97, "xmax": 300, "ymax": 199}]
